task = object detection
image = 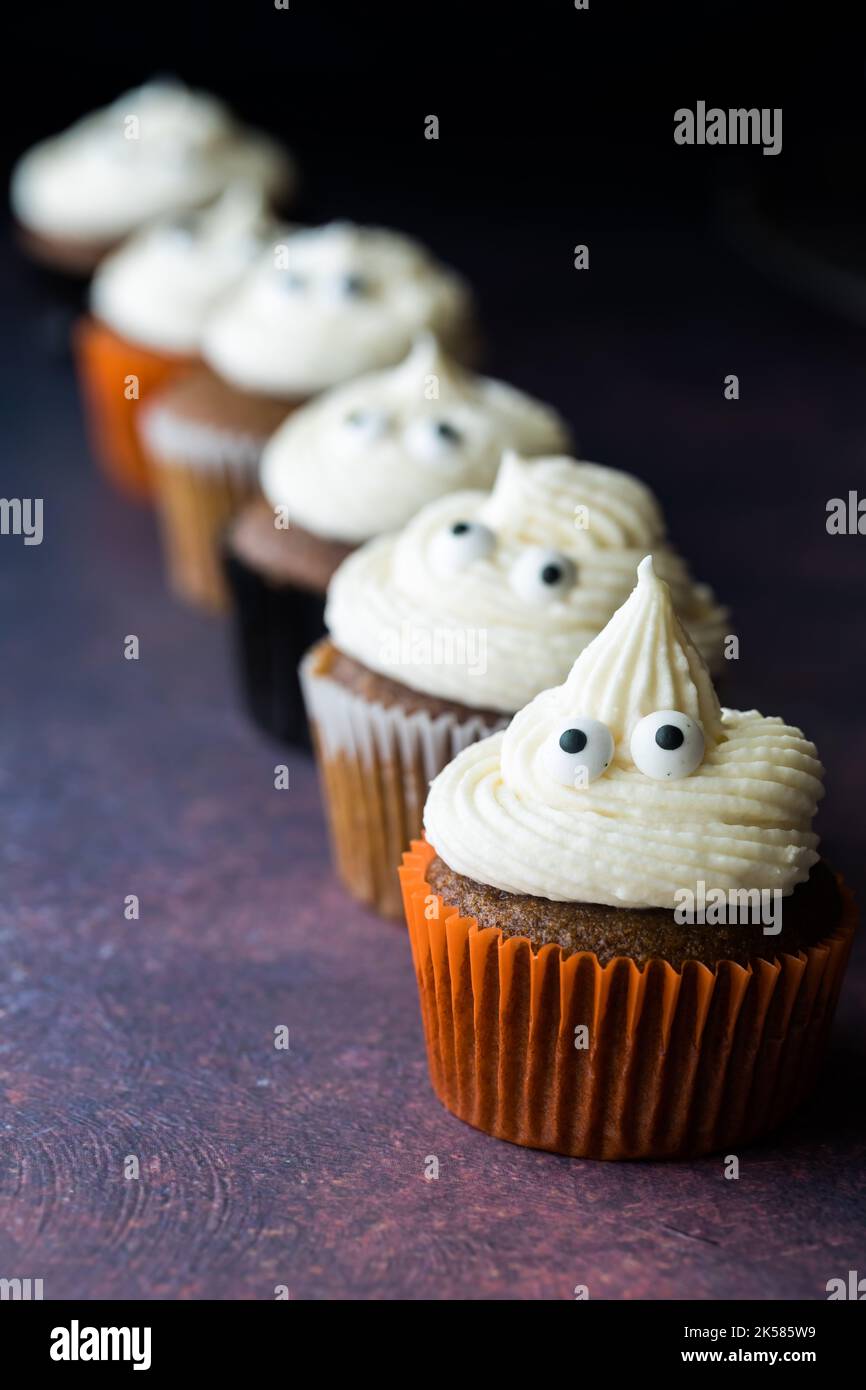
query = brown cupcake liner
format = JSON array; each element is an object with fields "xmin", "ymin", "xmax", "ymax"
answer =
[
  {"xmin": 148, "ymin": 453, "xmax": 263, "ymax": 613},
  {"xmin": 301, "ymin": 642, "xmax": 506, "ymax": 918},
  {"xmin": 399, "ymin": 839, "xmax": 856, "ymax": 1160},
  {"xmin": 142, "ymin": 414, "xmax": 302, "ymax": 614},
  {"xmin": 73, "ymin": 315, "xmax": 196, "ymax": 502}
]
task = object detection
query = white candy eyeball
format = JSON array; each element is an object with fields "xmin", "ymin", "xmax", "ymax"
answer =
[
  {"xmin": 429, "ymin": 520, "xmax": 496, "ymax": 576},
  {"xmin": 543, "ymin": 719, "xmax": 614, "ymax": 787},
  {"xmin": 510, "ymin": 547, "xmax": 576, "ymax": 604},
  {"xmin": 342, "ymin": 409, "xmax": 391, "ymax": 444},
  {"xmin": 630, "ymin": 710, "xmax": 705, "ymax": 780},
  {"xmin": 404, "ymin": 417, "xmax": 466, "ymax": 466}
]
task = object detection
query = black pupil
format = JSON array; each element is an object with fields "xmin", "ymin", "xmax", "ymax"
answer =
[
  {"xmin": 341, "ymin": 273, "xmax": 368, "ymax": 295},
  {"xmin": 170, "ymin": 214, "xmax": 198, "ymax": 236},
  {"xmin": 451, "ymin": 522, "xmax": 471, "ymax": 535},
  {"xmin": 435, "ymin": 421, "xmax": 461, "ymax": 444},
  {"xmin": 655, "ymin": 724, "xmax": 685, "ymax": 751},
  {"xmin": 559, "ymin": 728, "xmax": 587, "ymax": 755},
  {"xmin": 541, "ymin": 564, "xmax": 562, "ymax": 585}
]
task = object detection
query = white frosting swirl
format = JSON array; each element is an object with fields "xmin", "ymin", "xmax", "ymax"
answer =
[
  {"xmin": 201, "ymin": 221, "xmax": 475, "ymax": 397},
  {"xmin": 424, "ymin": 557, "xmax": 823, "ymax": 909},
  {"xmin": 326, "ymin": 453, "xmax": 729, "ymax": 712},
  {"xmin": 89, "ymin": 185, "xmax": 278, "ymax": 353},
  {"xmin": 260, "ymin": 336, "xmax": 570, "ymax": 542},
  {"xmin": 11, "ymin": 79, "xmax": 294, "ymax": 243}
]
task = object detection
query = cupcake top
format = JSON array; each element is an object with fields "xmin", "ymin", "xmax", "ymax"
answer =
[
  {"xmin": 325, "ymin": 452, "xmax": 729, "ymax": 712},
  {"xmin": 200, "ymin": 221, "xmax": 475, "ymax": 398},
  {"xmin": 11, "ymin": 79, "xmax": 294, "ymax": 244},
  {"xmin": 89, "ymin": 184, "xmax": 278, "ymax": 355},
  {"xmin": 424, "ymin": 555, "xmax": 824, "ymax": 910},
  {"xmin": 260, "ymin": 336, "xmax": 570, "ymax": 543}
]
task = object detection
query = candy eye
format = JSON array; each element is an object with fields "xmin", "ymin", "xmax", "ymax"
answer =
[
  {"xmin": 630, "ymin": 710, "xmax": 705, "ymax": 780},
  {"xmin": 543, "ymin": 719, "xmax": 614, "ymax": 787},
  {"xmin": 342, "ymin": 409, "xmax": 391, "ymax": 443},
  {"xmin": 404, "ymin": 417, "xmax": 466, "ymax": 465},
  {"xmin": 164, "ymin": 213, "xmax": 199, "ymax": 245},
  {"xmin": 510, "ymin": 548, "xmax": 577, "ymax": 604},
  {"xmin": 337, "ymin": 272, "xmax": 371, "ymax": 297},
  {"xmin": 429, "ymin": 520, "xmax": 496, "ymax": 575},
  {"xmin": 278, "ymin": 270, "xmax": 306, "ymax": 292}
]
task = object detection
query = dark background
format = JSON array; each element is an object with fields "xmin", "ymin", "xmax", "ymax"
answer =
[{"xmin": 0, "ymin": 3, "xmax": 864, "ymax": 1300}]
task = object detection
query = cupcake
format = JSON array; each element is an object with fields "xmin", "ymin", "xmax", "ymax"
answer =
[
  {"xmin": 10, "ymin": 78, "xmax": 295, "ymax": 278},
  {"xmin": 75, "ymin": 184, "xmax": 279, "ymax": 501},
  {"xmin": 402, "ymin": 556, "xmax": 855, "ymax": 1160},
  {"xmin": 303, "ymin": 452, "xmax": 729, "ymax": 916},
  {"xmin": 140, "ymin": 221, "xmax": 478, "ymax": 611},
  {"xmin": 224, "ymin": 335, "xmax": 570, "ymax": 745}
]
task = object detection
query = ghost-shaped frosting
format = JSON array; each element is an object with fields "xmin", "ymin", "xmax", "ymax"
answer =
[
  {"xmin": 89, "ymin": 184, "xmax": 277, "ymax": 354},
  {"xmin": 326, "ymin": 453, "xmax": 729, "ymax": 713},
  {"xmin": 11, "ymin": 79, "xmax": 294, "ymax": 244},
  {"xmin": 200, "ymin": 222, "xmax": 476, "ymax": 398},
  {"xmin": 260, "ymin": 336, "xmax": 570, "ymax": 541},
  {"xmin": 423, "ymin": 556, "xmax": 823, "ymax": 909}
]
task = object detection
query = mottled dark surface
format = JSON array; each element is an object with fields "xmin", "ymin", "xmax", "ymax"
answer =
[{"xmin": 2, "ymin": 110, "xmax": 866, "ymax": 1300}]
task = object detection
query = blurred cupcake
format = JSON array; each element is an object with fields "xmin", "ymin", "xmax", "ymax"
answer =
[
  {"xmin": 402, "ymin": 556, "xmax": 855, "ymax": 1159},
  {"xmin": 75, "ymin": 184, "xmax": 278, "ymax": 501},
  {"xmin": 11, "ymin": 78, "xmax": 295, "ymax": 278},
  {"xmin": 140, "ymin": 221, "xmax": 478, "ymax": 611},
  {"xmin": 302, "ymin": 452, "xmax": 729, "ymax": 915},
  {"xmin": 224, "ymin": 335, "xmax": 570, "ymax": 744}
]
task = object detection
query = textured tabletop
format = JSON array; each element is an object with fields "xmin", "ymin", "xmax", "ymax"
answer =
[{"xmin": 1, "ymin": 169, "xmax": 864, "ymax": 1301}]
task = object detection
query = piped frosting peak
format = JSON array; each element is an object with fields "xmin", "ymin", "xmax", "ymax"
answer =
[
  {"xmin": 423, "ymin": 557, "xmax": 823, "ymax": 909},
  {"xmin": 562, "ymin": 554, "xmax": 723, "ymax": 747}
]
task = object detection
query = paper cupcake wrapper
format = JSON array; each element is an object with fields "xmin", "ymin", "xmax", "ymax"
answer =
[
  {"xmin": 301, "ymin": 642, "xmax": 507, "ymax": 918},
  {"xmin": 147, "ymin": 451, "xmax": 263, "ymax": 613},
  {"xmin": 223, "ymin": 551, "xmax": 330, "ymax": 748},
  {"xmin": 73, "ymin": 315, "xmax": 196, "ymax": 502},
  {"xmin": 400, "ymin": 839, "xmax": 856, "ymax": 1160},
  {"xmin": 140, "ymin": 387, "xmax": 304, "ymax": 612}
]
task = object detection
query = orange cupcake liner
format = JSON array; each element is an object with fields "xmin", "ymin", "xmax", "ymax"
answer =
[
  {"xmin": 73, "ymin": 316, "xmax": 197, "ymax": 503},
  {"xmin": 400, "ymin": 839, "xmax": 856, "ymax": 1160}
]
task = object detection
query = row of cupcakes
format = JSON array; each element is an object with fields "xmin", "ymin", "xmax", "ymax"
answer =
[
  {"xmin": 206, "ymin": 331, "xmax": 852, "ymax": 1159},
  {"xmin": 15, "ymin": 83, "xmax": 856, "ymax": 1162}
]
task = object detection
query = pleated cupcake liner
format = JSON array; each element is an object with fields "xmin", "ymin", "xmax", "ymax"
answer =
[
  {"xmin": 223, "ymin": 551, "xmax": 330, "ymax": 748},
  {"xmin": 301, "ymin": 641, "xmax": 507, "ymax": 918},
  {"xmin": 146, "ymin": 450, "xmax": 263, "ymax": 613},
  {"xmin": 400, "ymin": 839, "xmax": 856, "ymax": 1160},
  {"xmin": 73, "ymin": 315, "xmax": 196, "ymax": 502}
]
